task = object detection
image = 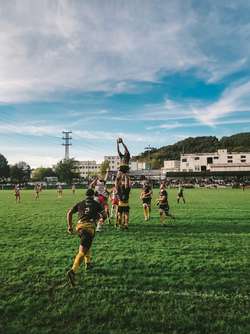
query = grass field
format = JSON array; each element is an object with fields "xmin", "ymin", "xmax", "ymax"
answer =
[{"xmin": 1, "ymin": 188, "xmax": 250, "ymax": 334}]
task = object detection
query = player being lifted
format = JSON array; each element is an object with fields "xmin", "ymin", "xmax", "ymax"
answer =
[
  {"xmin": 116, "ymin": 173, "xmax": 131, "ymax": 230},
  {"xmin": 156, "ymin": 184, "xmax": 175, "ymax": 225},
  {"xmin": 14, "ymin": 184, "xmax": 21, "ymax": 203},
  {"xmin": 116, "ymin": 137, "xmax": 131, "ymax": 187},
  {"xmin": 67, "ymin": 188, "xmax": 106, "ymax": 287},
  {"xmin": 57, "ymin": 184, "xmax": 63, "ymax": 198},
  {"xmin": 140, "ymin": 182, "xmax": 153, "ymax": 221},
  {"xmin": 177, "ymin": 183, "xmax": 185, "ymax": 204}
]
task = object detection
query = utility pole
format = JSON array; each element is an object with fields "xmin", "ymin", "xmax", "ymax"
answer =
[
  {"xmin": 62, "ymin": 131, "xmax": 72, "ymax": 160},
  {"xmin": 144, "ymin": 145, "xmax": 156, "ymax": 180}
]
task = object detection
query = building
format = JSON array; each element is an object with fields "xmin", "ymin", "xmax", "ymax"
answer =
[
  {"xmin": 180, "ymin": 149, "xmax": 250, "ymax": 172},
  {"xmin": 161, "ymin": 160, "xmax": 181, "ymax": 174},
  {"xmin": 130, "ymin": 160, "xmax": 147, "ymax": 171},
  {"xmin": 75, "ymin": 160, "xmax": 101, "ymax": 178},
  {"xmin": 104, "ymin": 156, "xmax": 120, "ymax": 171},
  {"xmin": 104, "ymin": 156, "xmax": 147, "ymax": 171}
]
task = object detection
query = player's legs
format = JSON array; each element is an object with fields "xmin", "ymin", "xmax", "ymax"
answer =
[
  {"xmin": 143, "ymin": 203, "xmax": 149, "ymax": 221},
  {"xmin": 68, "ymin": 227, "xmax": 94, "ymax": 286},
  {"xmin": 159, "ymin": 209, "xmax": 165, "ymax": 224},
  {"xmin": 124, "ymin": 211, "xmax": 129, "ymax": 229}
]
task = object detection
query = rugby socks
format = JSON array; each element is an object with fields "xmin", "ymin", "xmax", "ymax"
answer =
[{"xmin": 72, "ymin": 251, "xmax": 84, "ymax": 273}]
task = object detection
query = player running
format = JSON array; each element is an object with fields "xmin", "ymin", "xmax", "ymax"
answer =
[
  {"xmin": 156, "ymin": 187, "xmax": 175, "ymax": 225},
  {"xmin": 66, "ymin": 188, "xmax": 106, "ymax": 287},
  {"xmin": 72, "ymin": 184, "xmax": 76, "ymax": 195},
  {"xmin": 177, "ymin": 184, "xmax": 185, "ymax": 204},
  {"xmin": 140, "ymin": 182, "xmax": 153, "ymax": 221},
  {"xmin": 14, "ymin": 185, "xmax": 21, "ymax": 203},
  {"xmin": 116, "ymin": 173, "xmax": 131, "ymax": 230}
]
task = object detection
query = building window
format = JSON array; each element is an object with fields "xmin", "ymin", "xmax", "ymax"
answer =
[
  {"xmin": 207, "ymin": 157, "xmax": 213, "ymax": 164},
  {"xmin": 241, "ymin": 159, "xmax": 246, "ymax": 163},
  {"xmin": 194, "ymin": 157, "xmax": 200, "ymax": 160},
  {"xmin": 228, "ymin": 156, "xmax": 232, "ymax": 159},
  {"xmin": 241, "ymin": 155, "xmax": 246, "ymax": 159},
  {"xmin": 182, "ymin": 158, "xmax": 187, "ymax": 162},
  {"xmin": 228, "ymin": 160, "xmax": 233, "ymax": 163},
  {"xmin": 214, "ymin": 156, "xmax": 219, "ymax": 159}
]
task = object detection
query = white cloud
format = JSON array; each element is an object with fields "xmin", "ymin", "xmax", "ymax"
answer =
[{"xmin": 1, "ymin": 0, "xmax": 249, "ymax": 102}]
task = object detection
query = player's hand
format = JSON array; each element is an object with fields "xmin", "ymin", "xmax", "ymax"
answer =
[{"xmin": 67, "ymin": 226, "xmax": 73, "ymax": 234}]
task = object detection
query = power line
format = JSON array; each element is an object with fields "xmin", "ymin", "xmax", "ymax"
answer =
[{"xmin": 62, "ymin": 131, "xmax": 72, "ymax": 160}]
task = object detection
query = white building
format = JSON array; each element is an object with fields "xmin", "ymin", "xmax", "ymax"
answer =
[
  {"xmin": 180, "ymin": 149, "xmax": 250, "ymax": 172},
  {"xmin": 130, "ymin": 160, "xmax": 147, "ymax": 171},
  {"xmin": 104, "ymin": 156, "xmax": 120, "ymax": 171},
  {"xmin": 75, "ymin": 160, "xmax": 101, "ymax": 178},
  {"xmin": 161, "ymin": 160, "xmax": 181, "ymax": 174},
  {"xmin": 104, "ymin": 155, "xmax": 147, "ymax": 171}
]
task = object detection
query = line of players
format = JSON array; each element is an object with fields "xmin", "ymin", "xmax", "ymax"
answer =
[{"xmin": 66, "ymin": 138, "xmax": 185, "ymax": 286}]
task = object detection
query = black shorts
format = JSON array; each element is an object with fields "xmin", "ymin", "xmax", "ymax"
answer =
[
  {"xmin": 142, "ymin": 198, "xmax": 151, "ymax": 205},
  {"xmin": 178, "ymin": 193, "xmax": 183, "ymax": 197},
  {"xmin": 159, "ymin": 204, "xmax": 169, "ymax": 214},
  {"xmin": 118, "ymin": 205, "xmax": 130, "ymax": 214},
  {"xmin": 119, "ymin": 165, "xmax": 129, "ymax": 173}
]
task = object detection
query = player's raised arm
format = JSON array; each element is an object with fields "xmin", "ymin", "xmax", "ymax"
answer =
[
  {"xmin": 90, "ymin": 176, "xmax": 98, "ymax": 189},
  {"xmin": 120, "ymin": 139, "xmax": 130, "ymax": 155},
  {"xmin": 117, "ymin": 138, "xmax": 122, "ymax": 157}
]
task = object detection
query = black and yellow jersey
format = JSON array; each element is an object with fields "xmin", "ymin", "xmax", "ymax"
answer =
[
  {"xmin": 71, "ymin": 198, "xmax": 104, "ymax": 223},
  {"xmin": 119, "ymin": 151, "xmax": 130, "ymax": 166},
  {"xmin": 117, "ymin": 185, "xmax": 130, "ymax": 205}
]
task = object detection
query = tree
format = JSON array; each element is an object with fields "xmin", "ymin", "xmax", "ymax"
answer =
[
  {"xmin": 0, "ymin": 154, "xmax": 10, "ymax": 181},
  {"xmin": 32, "ymin": 167, "xmax": 56, "ymax": 181},
  {"xmin": 10, "ymin": 161, "xmax": 31, "ymax": 183},
  {"xmin": 55, "ymin": 159, "xmax": 79, "ymax": 184},
  {"xmin": 99, "ymin": 160, "xmax": 110, "ymax": 178}
]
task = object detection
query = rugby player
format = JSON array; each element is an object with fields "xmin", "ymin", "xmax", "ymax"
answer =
[
  {"xmin": 157, "ymin": 187, "xmax": 175, "ymax": 225},
  {"xmin": 116, "ymin": 173, "xmax": 131, "ymax": 230},
  {"xmin": 34, "ymin": 184, "xmax": 40, "ymax": 200},
  {"xmin": 72, "ymin": 184, "xmax": 76, "ymax": 195},
  {"xmin": 67, "ymin": 188, "xmax": 106, "ymax": 287},
  {"xmin": 140, "ymin": 182, "xmax": 153, "ymax": 221},
  {"xmin": 177, "ymin": 183, "xmax": 185, "ymax": 204},
  {"xmin": 90, "ymin": 170, "xmax": 110, "ymax": 231},
  {"xmin": 110, "ymin": 184, "xmax": 119, "ymax": 221},
  {"xmin": 57, "ymin": 184, "xmax": 63, "ymax": 198},
  {"xmin": 14, "ymin": 185, "xmax": 21, "ymax": 203},
  {"xmin": 116, "ymin": 138, "xmax": 131, "ymax": 188}
]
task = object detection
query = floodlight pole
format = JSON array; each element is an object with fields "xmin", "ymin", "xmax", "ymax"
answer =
[{"xmin": 62, "ymin": 131, "xmax": 72, "ymax": 160}]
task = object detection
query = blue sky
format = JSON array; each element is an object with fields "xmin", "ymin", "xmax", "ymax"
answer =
[{"xmin": 0, "ymin": 0, "xmax": 250, "ymax": 167}]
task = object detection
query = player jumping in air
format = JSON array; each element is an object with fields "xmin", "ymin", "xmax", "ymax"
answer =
[
  {"xmin": 116, "ymin": 137, "xmax": 131, "ymax": 188},
  {"xmin": 14, "ymin": 185, "xmax": 21, "ymax": 203},
  {"xmin": 140, "ymin": 182, "xmax": 153, "ymax": 221},
  {"xmin": 157, "ymin": 187, "xmax": 175, "ymax": 225},
  {"xmin": 177, "ymin": 183, "xmax": 185, "ymax": 204},
  {"xmin": 116, "ymin": 173, "xmax": 131, "ymax": 230},
  {"xmin": 67, "ymin": 188, "xmax": 106, "ymax": 287}
]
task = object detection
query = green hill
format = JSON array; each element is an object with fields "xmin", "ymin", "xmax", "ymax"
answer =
[{"xmin": 137, "ymin": 132, "xmax": 250, "ymax": 168}]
